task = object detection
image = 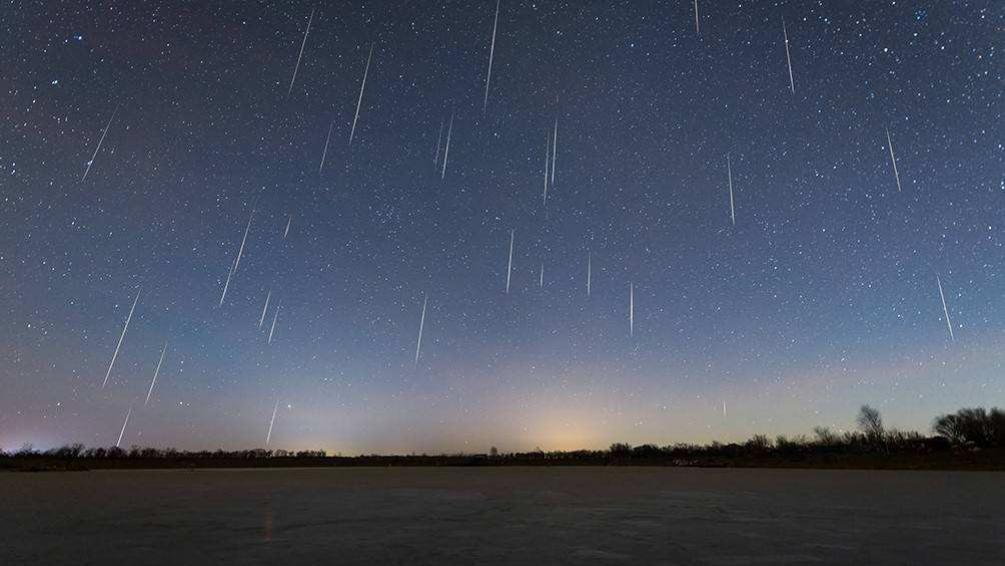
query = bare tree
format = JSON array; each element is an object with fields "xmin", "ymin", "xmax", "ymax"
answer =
[
  {"xmin": 857, "ymin": 405, "xmax": 884, "ymax": 441},
  {"xmin": 934, "ymin": 407, "xmax": 1005, "ymax": 448}
]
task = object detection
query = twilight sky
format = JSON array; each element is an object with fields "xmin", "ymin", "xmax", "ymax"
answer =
[{"xmin": 3, "ymin": 1, "xmax": 1002, "ymax": 454}]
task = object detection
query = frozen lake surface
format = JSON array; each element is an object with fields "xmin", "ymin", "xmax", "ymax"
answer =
[{"xmin": 3, "ymin": 467, "xmax": 1003, "ymax": 564}]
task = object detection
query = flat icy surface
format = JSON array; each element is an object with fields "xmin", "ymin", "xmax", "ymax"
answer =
[{"xmin": 3, "ymin": 467, "xmax": 1003, "ymax": 565}]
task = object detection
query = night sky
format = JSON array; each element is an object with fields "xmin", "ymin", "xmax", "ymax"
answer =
[{"xmin": 4, "ymin": 1, "xmax": 1002, "ymax": 454}]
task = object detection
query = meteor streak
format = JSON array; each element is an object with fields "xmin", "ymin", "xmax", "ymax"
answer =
[
  {"xmin": 116, "ymin": 406, "xmax": 132, "ymax": 448},
  {"xmin": 102, "ymin": 288, "xmax": 140, "ymax": 389},
  {"xmin": 349, "ymin": 44, "xmax": 374, "ymax": 148},
  {"xmin": 505, "ymin": 229, "xmax": 515, "ymax": 293},
  {"xmin": 81, "ymin": 107, "xmax": 119, "ymax": 182},
  {"xmin": 259, "ymin": 290, "xmax": 272, "ymax": 328},
  {"xmin": 266, "ymin": 399, "xmax": 279, "ymax": 446},
  {"xmin": 886, "ymin": 128, "xmax": 902, "ymax": 193},
  {"xmin": 288, "ymin": 8, "xmax": 315, "ymax": 95},
  {"xmin": 727, "ymin": 154, "xmax": 735, "ymax": 225},
  {"xmin": 144, "ymin": 342, "xmax": 168, "ymax": 406},
  {"xmin": 629, "ymin": 282, "xmax": 635, "ymax": 337},
  {"xmin": 782, "ymin": 18, "xmax": 795, "ymax": 94},
  {"xmin": 415, "ymin": 294, "xmax": 427, "ymax": 365},
  {"xmin": 483, "ymin": 0, "xmax": 501, "ymax": 112},
  {"xmin": 936, "ymin": 274, "xmax": 954, "ymax": 341},
  {"xmin": 441, "ymin": 112, "xmax": 454, "ymax": 179}
]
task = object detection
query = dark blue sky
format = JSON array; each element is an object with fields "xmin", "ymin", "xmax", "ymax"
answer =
[{"xmin": 3, "ymin": 1, "xmax": 1002, "ymax": 453}]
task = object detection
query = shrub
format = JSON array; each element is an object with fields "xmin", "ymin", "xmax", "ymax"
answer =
[
  {"xmin": 16, "ymin": 443, "xmax": 36, "ymax": 456},
  {"xmin": 745, "ymin": 434, "xmax": 772, "ymax": 451},
  {"xmin": 934, "ymin": 407, "xmax": 1005, "ymax": 448},
  {"xmin": 632, "ymin": 444, "xmax": 663, "ymax": 458},
  {"xmin": 813, "ymin": 427, "xmax": 840, "ymax": 446},
  {"xmin": 609, "ymin": 442, "xmax": 633, "ymax": 456}
]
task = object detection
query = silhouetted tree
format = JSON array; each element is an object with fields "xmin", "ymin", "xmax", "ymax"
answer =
[
  {"xmin": 934, "ymin": 407, "xmax": 1005, "ymax": 448},
  {"xmin": 813, "ymin": 427, "xmax": 840, "ymax": 446},
  {"xmin": 609, "ymin": 443, "xmax": 633, "ymax": 456},
  {"xmin": 49, "ymin": 443, "xmax": 85, "ymax": 458},
  {"xmin": 857, "ymin": 405, "xmax": 884, "ymax": 441},
  {"xmin": 4, "ymin": 404, "xmax": 1001, "ymax": 472},
  {"xmin": 745, "ymin": 434, "xmax": 771, "ymax": 451},
  {"xmin": 993, "ymin": 408, "xmax": 1005, "ymax": 447},
  {"xmin": 632, "ymin": 444, "xmax": 663, "ymax": 458}
]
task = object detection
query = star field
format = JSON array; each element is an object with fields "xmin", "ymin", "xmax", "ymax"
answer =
[{"xmin": 3, "ymin": 1, "xmax": 1003, "ymax": 453}]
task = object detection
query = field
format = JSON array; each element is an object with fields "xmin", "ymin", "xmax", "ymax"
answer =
[{"xmin": 3, "ymin": 467, "xmax": 1002, "ymax": 564}]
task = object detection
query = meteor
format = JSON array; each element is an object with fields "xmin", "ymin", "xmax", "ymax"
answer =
[
  {"xmin": 782, "ymin": 18, "xmax": 795, "ymax": 94},
  {"xmin": 116, "ymin": 406, "xmax": 133, "ymax": 448},
  {"xmin": 266, "ymin": 399, "xmax": 280, "ymax": 446},
  {"xmin": 259, "ymin": 290, "xmax": 272, "ymax": 328},
  {"xmin": 415, "ymin": 295, "xmax": 427, "ymax": 365},
  {"xmin": 936, "ymin": 274, "xmax": 954, "ymax": 341},
  {"xmin": 441, "ymin": 112, "xmax": 454, "ymax": 179},
  {"xmin": 349, "ymin": 43, "xmax": 375, "ymax": 148},
  {"xmin": 727, "ymin": 154, "xmax": 735, "ymax": 225},
  {"xmin": 505, "ymin": 229, "xmax": 514, "ymax": 293},
  {"xmin": 144, "ymin": 342, "xmax": 168, "ymax": 406},
  {"xmin": 886, "ymin": 128, "xmax": 903, "ymax": 193},
  {"xmin": 629, "ymin": 282, "xmax": 635, "ymax": 337},
  {"xmin": 483, "ymin": 0, "xmax": 502, "ymax": 112},
  {"xmin": 102, "ymin": 288, "xmax": 140, "ymax": 389},
  {"xmin": 288, "ymin": 9, "xmax": 315, "ymax": 95},
  {"xmin": 81, "ymin": 106, "xmax": 119, "ymax": 182}
]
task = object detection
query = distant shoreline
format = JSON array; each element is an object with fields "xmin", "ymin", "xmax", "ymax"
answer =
[
  {"xmin": 5, "ymin": 450, "xmax": 1004, "ymax": 473},
  {"xmin": 7, "ymin": 406, "xmax": 1003, "ymax": 472}
]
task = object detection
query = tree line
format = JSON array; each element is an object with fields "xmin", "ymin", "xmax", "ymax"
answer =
[{"xmin": 2, "ymin": 406, "xmax": 1002, "ymax": 470}]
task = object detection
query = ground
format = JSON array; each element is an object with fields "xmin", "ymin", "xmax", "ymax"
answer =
[{"xmin": 3, "ymin": 467, "xmax": 1002, "ymax": 564}]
